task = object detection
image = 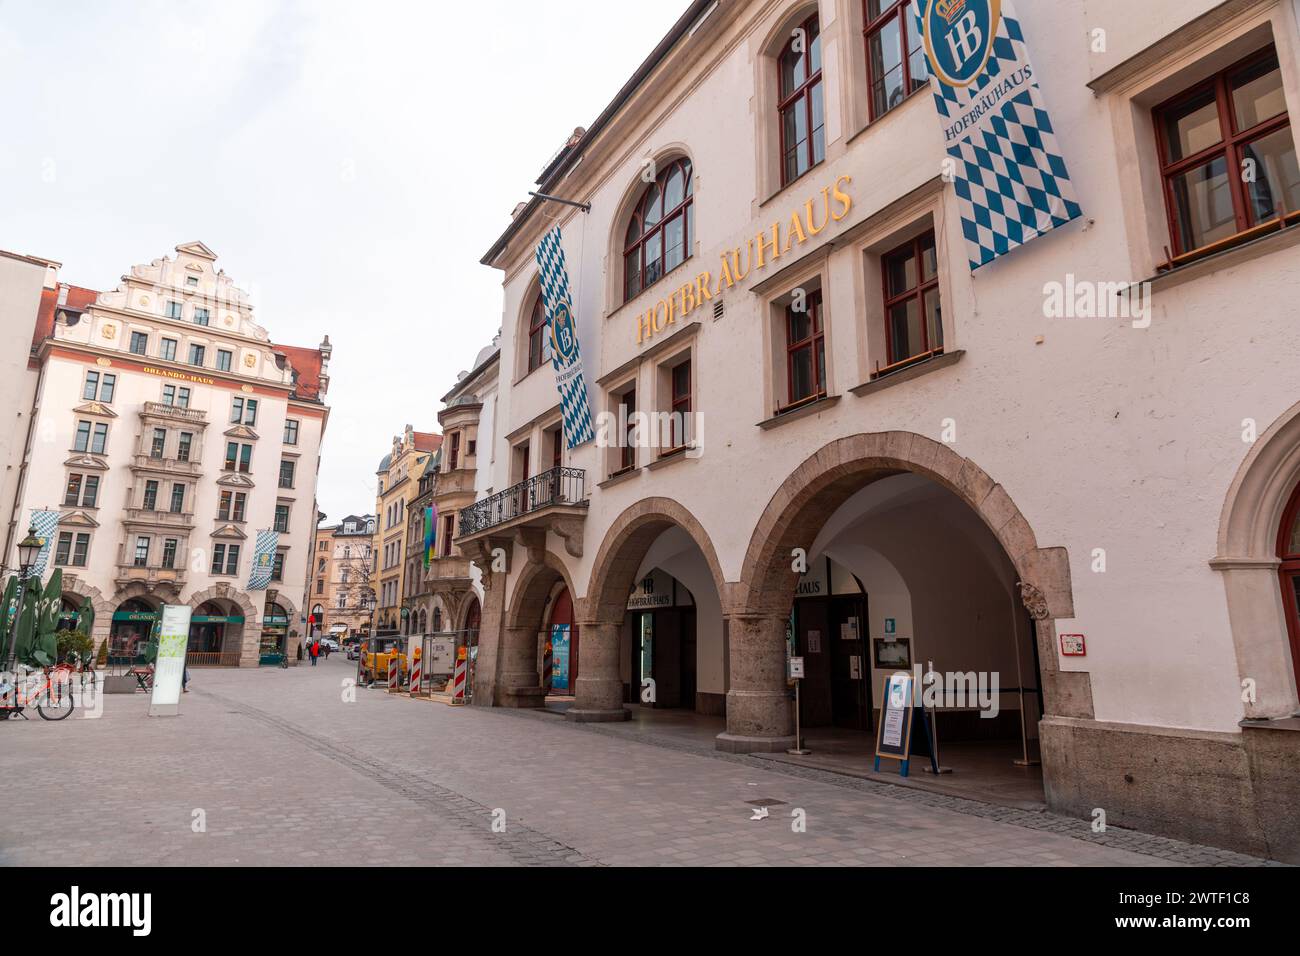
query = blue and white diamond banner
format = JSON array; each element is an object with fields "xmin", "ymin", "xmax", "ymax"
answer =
[
  {"xmin": 535, "ymin": 227, "xmax": 595, "ymax": 450},
  {"xmin": 913, "ymin": 0, "xmax": 1082, "ymax": 270},
  {"xmin": 247, "ymin": 529, "xmax": 279, "ymax": 592},
  {"xmin": 26, "ymin": 510, "xmax": 60, "ymax": 579}
]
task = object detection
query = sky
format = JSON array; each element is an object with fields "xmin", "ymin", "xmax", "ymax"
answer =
[{"xmin": 0, "ymin": 0, "xmax": 689, "ymax": 521}]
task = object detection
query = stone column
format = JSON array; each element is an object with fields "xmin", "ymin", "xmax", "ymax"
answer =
[
  {"xmin": 498, "ymin": 625, "xmax": 545, "ymax": 708},
  {"xmin": 567, "ymin": 621, "xmax": 628, "ymax": 722},
  {"xmin": 716, "ymin": 613, "xmax": 794, "ymax": 752},
  {"xmin": 471, "ymin": 577, "xmax": 506, "ymax": 706}
]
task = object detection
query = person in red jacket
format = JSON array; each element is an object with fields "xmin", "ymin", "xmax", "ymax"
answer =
[{"xmin": 309, "ymin": 640, "xmax": 320, "ymax": 666}]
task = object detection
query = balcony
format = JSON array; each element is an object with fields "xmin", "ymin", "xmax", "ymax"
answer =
[
  {"xmin": 140, "ymin": 402, "xmax": 209, "ymax": 426},
  {"xmin": 123, "ymin": 508, "xmax": 196, "ymax": 531},
  {"xmin": 423, "ymin": 555, "xmax": 473, "ymax": 589},
  {"xmin": 114, "ymin": 563, "xmax": 187, "ymax": 590},
  {"xmin": 432, "ymin": 467, "xmax": 476, "ymax": 499},
  {"xmin": 457, "ymin": 466, "xmax": 587, "ymax": 557},
  {"xmin": 130, "ymin": 454, "xmax": 204, "ymax": 477}
]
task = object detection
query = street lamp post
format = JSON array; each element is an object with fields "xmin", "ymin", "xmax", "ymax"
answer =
[
  {"xmin": 360, "ymin": 593, "xmax": 376, "ymax": 689},
  {"xmin": 5, "ymin": 526, "xmax": 45, "ymax": 674}
]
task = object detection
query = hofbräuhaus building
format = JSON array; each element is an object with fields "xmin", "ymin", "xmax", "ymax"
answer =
[{"xmin": 448, "ymin": 0, "xmax": 1300, "ymax": 861}]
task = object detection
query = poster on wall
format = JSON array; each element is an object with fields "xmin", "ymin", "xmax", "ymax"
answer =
[
  {"xmin": 550, "ymin": 624, "xmax": 571, "ymax": 694},
  {"xmin": 149, "ymin": 605, "xmax": 192, "ymax": 718}
]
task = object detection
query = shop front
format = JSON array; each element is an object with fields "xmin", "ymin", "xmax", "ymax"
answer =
[
  {"xmin": 188, "ymin": 601, "xmax": 245, "ymax": 667},
  {"xmin": 109, "ymin": 600, "xmax": 159, "ymax": 665},
  {"xmin": 625, "ymin": 569, "xmax": 696, "ymax": 711},
  {"xmin": 260, "ymin": 603, "xmax": 290, "ymax": 665}
]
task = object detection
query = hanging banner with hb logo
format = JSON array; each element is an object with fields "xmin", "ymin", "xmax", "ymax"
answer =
[
  {"xmin": 913, "ymin": 0, "xmax": 1082, "ymax": 270},
  {"xmin": 247, "ymin": 529, "xmax": 279, "ymax": 591},
  {"xmin": 25, "ymin": 510, "xmax": 59, "ymax": 579},
  {"xmin": 534, "ymin": 227, "xmax": 595, "ymax": 450}
]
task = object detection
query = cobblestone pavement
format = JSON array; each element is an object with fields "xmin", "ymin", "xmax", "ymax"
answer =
[{"xmin": 0, "ymin": 659, "xmax": 1277, "ymax": 867}]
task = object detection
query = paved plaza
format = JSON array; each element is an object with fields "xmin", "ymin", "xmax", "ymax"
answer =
[{"xmin": 0, "ymin": 659, "xmax": 1277, "ymax": 867}]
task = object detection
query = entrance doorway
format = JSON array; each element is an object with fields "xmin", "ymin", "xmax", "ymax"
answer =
[
  {"xmin": 188, "ymin": 601, "xmax": 244, "ymax": 667},
  {"xmin": 627, "ymin": 569, "xmax": 697, "ymax": 710},
  {"xmin": 109, "ymin": 599, "xmax": 159, "ymax": 665},
  {"xmin": 791, "ymin": 558, "xmax": 870, "ymax": 730},
  {"xmin": 545, "ymin": 588, "xmax": 577, "ymax": 697}
]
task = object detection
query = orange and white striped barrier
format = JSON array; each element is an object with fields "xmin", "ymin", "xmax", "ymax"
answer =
[
  {"xmin": 451, "ymin": 650, "xmax": 468, "ymax": 706},
  {"xmin": 387, "ymin": 655, "xmax": 399, "ymax": 692},
  {"xmin": 409, "ymin": 647, "xmax": 423, "ymax": 698}
]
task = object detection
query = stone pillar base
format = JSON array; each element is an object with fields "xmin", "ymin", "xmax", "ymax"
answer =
[
  {"xmin": 501, "ymin": 686, "xmax": 546, "ymax": 708},
  {"xmin": 566, "ymin": 707, "xmax": 630, "ymax": 723},
  {"xmin": 715, "ymin": 733, "xmax": 798, "ymax": 754}
]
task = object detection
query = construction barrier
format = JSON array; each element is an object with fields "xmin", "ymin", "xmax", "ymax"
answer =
[
  {"xmin": 451, "ymin": 651, "xmax": 468, "ymax": 706},
  {"xmin": 387, "ymin": 655, "xmax": 400, "ymax": 692},
  {"xmin": 409, "ymin": 647, "xmax": 423, "ymax": 697}
]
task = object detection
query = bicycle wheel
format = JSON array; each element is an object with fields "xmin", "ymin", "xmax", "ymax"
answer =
[{"xmin": 37, "ymin": 673, "xmax": 75, "ymax": 721}]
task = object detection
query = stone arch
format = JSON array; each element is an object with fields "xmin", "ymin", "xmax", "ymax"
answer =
[
  {"xmin": 59, "ymin": 574, "xmax": 114, "ymax": 646},
  {"xmin": 495, "ymin": 549, "xmax": 578, "ymax": 710},
  {"xmin": 456, "ymin": 592, "xmax": 482, "ymax": 633},
  {"xmin": 1213, "ymin": 399, "xmax": 1300, "ymax": 717},
  {"xmin": 506, "ymin": 549, "xmax": 578, "ymax": 631},
  {"xmin": 585, "ymin": 497, "xmax": 727, "ymax": 625},
  {"xmin": 189, "ymin": 584, "xmax": 261, "ymax": 667},
  {"xmin": 727, "ymin": 432, "xmax": 1087, "ymax": 749},
  {"xmin": 113, "ymin": 580, "xmax": 182, "ymax": 607}
]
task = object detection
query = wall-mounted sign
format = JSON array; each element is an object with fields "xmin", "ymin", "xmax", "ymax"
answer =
[
  {"xmin": 789, "ymin": 657, "xmax": 806, "ymax": 680},
  {"xmin": 874, "ymin": 638, "xmax": 913, "ymax": 669},
  {"xmin": 840, "ymin": 618, "xmax": 860, "ymax": 641},
  {"xmin": 141, "ymin": 365, "xmax": 216, "ymax": 387},
  {"xmin": 1060, "ymin": 633, "xmax": 1087, "ymax": 657},
  {"xmin": 634, "ymin": 175, "xmax": 853, "ymax": 346}
]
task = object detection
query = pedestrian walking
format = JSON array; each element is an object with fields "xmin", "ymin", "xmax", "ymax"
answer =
[
  {"xmin": 309, "ymin": 640, "xmax": 319, "ymax": 666},
  {"xmin": 182, "ymin": 666, "xmax": 190, "ymax": 693}
]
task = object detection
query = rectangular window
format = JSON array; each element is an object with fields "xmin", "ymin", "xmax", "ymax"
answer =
[
  {"xmin": 188, "ymin": 344, "xmax": 206, "ymax": 367},
  {"xmin": 785, "ymin": 289, "xmax": 826, "ymax": 407},
  {"xmin": 274, "ymin": 504, "xmax": 290, "ymax": 533},
  {"xmin": 92, "ymin": 423, "xmax": 108, "ymax": 455},
  {"xmin": 218, "ymin": 490, "xmax": 234, "ymax": 521},
  {"xmin": 176, "ymin": 387, "xmax": 190, "ymax": 409},
  {"xmin": 669, "ymin": 361, "xmax": 692, "ymax": 451},
  {"xmin": 864, "ymin": 0, "xmax": 928, "ymax": 121},
  {"xmin": 881, "ymin": 230, "xmax": 942, "ymax": 370},
  {"xmin": 240, "ymin": 444, "xmax": 252, "ymax": 473},
  {"xmin": 161, "ymin": 539, "xmax": 178, "ymax": 570},
  {"xmin": 129, "ymin": 331, "xmax": 149, "ymax": 355},
  {"xmin": 194, "ymin": 307, "xmax": 210, "ymax": 326},
  {"xmin": 1154, "ymin": 47, "xmax": 1298, "ymax": 261},
  {"xmin": 441, "ymin": 514, "xmax": 455, "ymax": 558},
  {"xmin": 217, "ymin": 349, "xmax": 232, "ymax": 372},
  {"xmin": 82, "ymin": 371, "xmax": 99, "ymax": 401},
  {"xmin": 186, "ymin": 276, "xmax": 199, "ymax": 288},
  {"xmin": 170, "ymin": 483, "xmax": 185, "ymax": 514},
  {"xmin": 234, "ymin": 493, "xmax": 246, "ymax": 522},
  {"xmin": 166, "ymin": 301, "xmax": 183, "ymax": 320},
  {"xmin": 55, "ymin": 533, "xmax": 72, "ymax": 567},
  {"xmin": 225, "ymin": 443, "xmax": 252, "ymax": 473},
  {"xmin": 283, "ymin": 419, "xmax": 299, "ymax": 445},
  {"xmin": 74, "ymin": 421, "xmax": 91, "ymax": 453},
  {"xmin": 99, "ymin": 373, "xmax": 115, "ymax": 403},
  {"xmin": 231, "ymin": 397, "xmax": 244, "ymax": 423},
  {"xmin": 64, "ymin": 474, "xmax": 83, "ymax": 507},
  {"xmin": 225, "ymin": 545, "xmax": 240, "ymax": 576},
  {"xmin": 244, "ymin": 399, "xmax": 258, "ymax": 426},
  {"xmin": 160, "ymin": 338, "xmax": 177, "ymax": 362},
  {"xmin": 211, "ymin": 544, "xmax": 226, "ymax": 575},
  {"xmin": 177, "ymin": 432, "xmax": 192, "ymax": 462},
  {"xmin": 143, "ymin": 481, "xmax": 159, "ymax": 511},
  {"xmin": 620, "ymin": 387, "xmax": 637, "ymax": 472},
  {"xmin": 72, "ymin": 533, "xmax": 90, "ymax": 567},
  {"xmin": 83, "ymin": 475, "xmax": 99, "ymax": 508},
  {"xmin": 271, "ymin": 552, "xmax": 285, "ymax": 583},
  {"xmin": 450, "ymin": 432, "xmax": 461, "ymax": 471},
  {"xmin": 151, "ymin": 428, "xmax": 167, "ymax": 459},
  {"xmin": 279, "ymin": 459, "xmax": 296, "ymax": 489},
  {"xmin": 163, "ymin": 385, "xmax": 176, "ymax": 406},
  {"xmin": 134, "ymin": 537, "xmax": 150, "ymax": 567}
]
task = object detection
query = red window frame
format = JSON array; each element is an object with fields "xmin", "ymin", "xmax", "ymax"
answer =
[
  {"xmin": 880, "ymin": 230, "xmax": 942, "ymax": 372},
  {"xmin": 864, "ymin": 0, "xmax": 926, "ymax": 122},
  {"xmin": 1276, "ymin": 483, "xmax": 1300, "ymax": 693},
  {"xmin": 785, "ymin": 289, "xmax": 826, "ymax": 409},
  {"xmin": 667, "ymin": 361, "xmax": 692, "ymax": 453},
  {"xmin": 623, "ymin": 158, "xmax": 694, "ymax": 303},
  {"xmin": 1153, "ymin": 46, "xmax": 1296, "ymax": 262},
  {"xmin": 527, "ymin": 293, "xmax": 550, "ymax": 374},
  {"xmin": 778, "ymin": 14, "xmax": 824, "ymax": 187}
]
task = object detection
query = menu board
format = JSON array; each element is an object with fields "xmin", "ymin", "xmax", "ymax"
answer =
[{"xmin": 876, "ymin": 673, "xmax": 915, "ymax": 760}]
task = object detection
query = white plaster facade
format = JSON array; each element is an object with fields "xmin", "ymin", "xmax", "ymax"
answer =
[{"xmin": 7, "ymin": 242, "xmax": 331, "ymax": 666}]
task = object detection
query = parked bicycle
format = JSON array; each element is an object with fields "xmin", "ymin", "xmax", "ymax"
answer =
[{"xmin": 0, "ymin": 665, "xmax": 77, "ymax": 721}]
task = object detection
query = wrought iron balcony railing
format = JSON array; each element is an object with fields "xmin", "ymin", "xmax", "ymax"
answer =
[{"xmin": 458, "ymin": 466, "xmax": 586, "ymax": 537}]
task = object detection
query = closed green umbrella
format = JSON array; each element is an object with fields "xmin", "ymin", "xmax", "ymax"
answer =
[
  {"xmin": 75, "ymin": 597, "xmax": 94, "ymax": 637},
  {"xmin": 12, "ymin": 576, "xmax": 41, "ymax": 667},
  {"xmin": 0, "ymin": 575, "xmax": 16, "ymax": 666},
  {"xmin": 32, "ymin": 569, "xmax": 62, "ymax": 665}
]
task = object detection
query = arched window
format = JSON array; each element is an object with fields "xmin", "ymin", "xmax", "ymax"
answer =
[
  {"xmin": 1276, "ymin": 483, "xmax": 1300, "ymax": 689},
  {"xmin": 623, "ymin": 157, "xmax": 694, "ymax": 302},
  {"xmin": 779, "ymin": 13, "xmax": 824, "ymax": 185},
  {"xmin": 527, "ymin": 292, "xmax": 552, "ymax": 374},
  {"xmin": 433, "ymin": 607, "xmax": 443, "ymax": 633}
]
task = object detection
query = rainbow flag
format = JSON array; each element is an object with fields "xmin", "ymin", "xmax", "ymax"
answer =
[{"xmin": 423, "ymin": 504, "xmax": 438, "ymax": 567}]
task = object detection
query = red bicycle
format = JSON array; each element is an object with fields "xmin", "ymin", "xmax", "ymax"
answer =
[{"xmin": 0, "ymin": 665, "xmax": 77, "ymax": 721}]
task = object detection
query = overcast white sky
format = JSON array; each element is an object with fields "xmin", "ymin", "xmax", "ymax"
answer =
[{"xmin": 0, "ymin": 0, "xmax": 687, "ymax": 521}]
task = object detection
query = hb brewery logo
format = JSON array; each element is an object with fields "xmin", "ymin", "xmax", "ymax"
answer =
[
  {"xmin": 922, "ymin": 0, "xmax": 1001, "ymax": 88},
  {"xmin": 550, "ymin": 302, "xmax": 579, "ymax": 364}
]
